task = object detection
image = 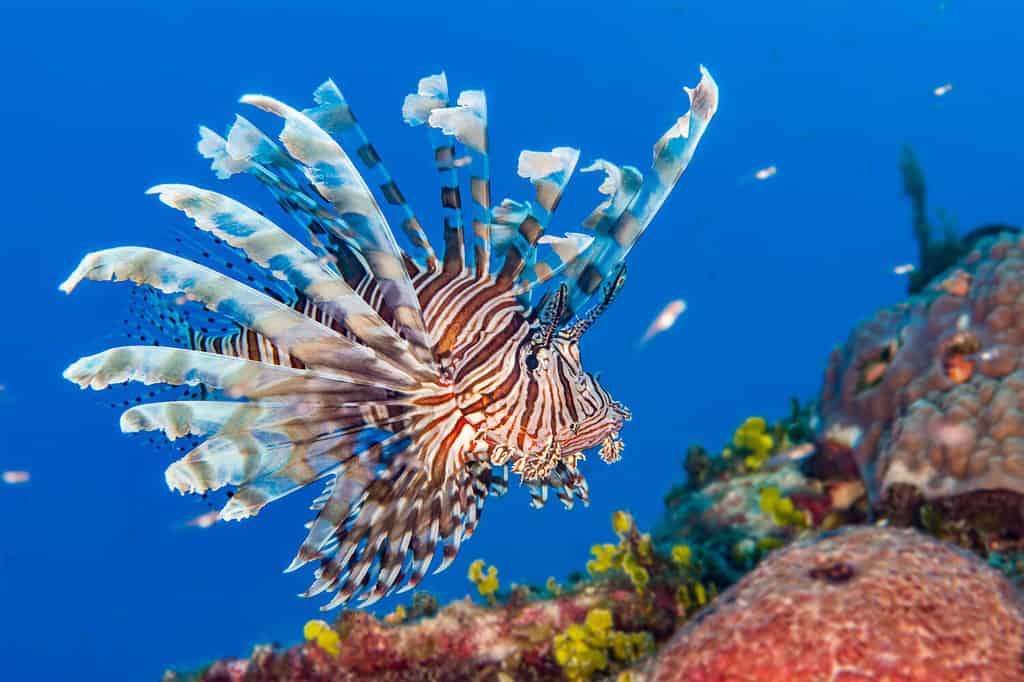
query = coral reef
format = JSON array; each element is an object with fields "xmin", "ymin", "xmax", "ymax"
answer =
[
  {"xmin": 165, "ymin": 588, "xmax": 667, "ymax": 682},
  {"xmin": 817, "ymin": 231, "xmax": 1024, "ymax": 543},
  {"xmin": 645, "ymin": 526, "xmax": 1024, "ymax": 682},
  {"xmin": 653, "ymin": 410, "xmax": 871, "ymax": 598},
  {"xmin": 165, "ymin": 404, "xmax": 1024, "ymax": 681}
]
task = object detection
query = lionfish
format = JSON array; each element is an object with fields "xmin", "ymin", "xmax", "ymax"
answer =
[{"xmin": 61, "ymin": 67, "xmax": 718, "ymax": 608}]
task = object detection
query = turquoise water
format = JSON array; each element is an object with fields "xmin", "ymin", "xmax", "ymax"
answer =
[{"xmin": 1, "ymin": 1, "xmax": 1020, "ymax": 679}]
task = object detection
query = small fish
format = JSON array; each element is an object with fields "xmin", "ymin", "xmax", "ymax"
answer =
[
  {"xmin": 764, "ymin": 442, "xmax": 817, "ymax": 468},
  {"xmin": 754, "ymin": 165, "xmax": 777, "ymax": 181},
  {"xmin": 933, "ymin": 83, "xmax": 953, "ymax": 97},
  {"xmin": 185, "ymin": 510, "xmax": 221, "ymax": 529},
  {"xmin": 893, "ymin": 263, "xmax": 915, "ymax": 275},
  {"xmin": 2, "ymin": 470, "xmax": 30, "ymax": 485},
  {"xmin": 640, "ymin": 299, "xmax": 687, "ymax": 345}
]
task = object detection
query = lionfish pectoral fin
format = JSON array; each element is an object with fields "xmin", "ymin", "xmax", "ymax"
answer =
[
  {"xmin": 307, "ymin": 79, "xmax": 439, "ymax": 273},
  {"xmin": 60, "ymin": 247, "xmax": 420, "ymax": 389},
  {"xmin": 145, "ymin": 184, "xmax": 433, "ymax": 380},
  {"xmin": 238, "ymin": 92, "xmax": 438, "ymax": 370}
]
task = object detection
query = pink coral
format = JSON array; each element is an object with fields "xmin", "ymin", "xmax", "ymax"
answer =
[
  {"xmin": 168, "ymin": 590, "xmax": 656, "ymax": 681},
  {"xmin": 817, "ymin": 232, "xmax": 1024, "ymax": 525},
  {"xmin": 646, "ymin": 526, "xmax": 1024, "ymax": 682}
]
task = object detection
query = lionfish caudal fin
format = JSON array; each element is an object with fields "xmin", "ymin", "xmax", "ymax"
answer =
[{"xmin": 61, "ymin": 67, "xmax": 718, "ymax": 608}]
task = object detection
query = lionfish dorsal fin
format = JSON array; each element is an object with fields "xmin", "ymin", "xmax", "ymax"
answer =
[
  {"xmin": 562, "ymin": 66, "xmax": 718, "ymax": 319},
  {"xmin": 519, "ymin": 231, "xmax": 595, "ymax": 295},
  {"xmin": 425, "ymin": 87, "xmax": 492, "ymax": 278},
  {"xmin": 404, "ymin": 73, "xmax": 465, "ymax": 276},
  {"xmin": 493, "ymin": 147, "xmax": 580, "ymax": 296}
]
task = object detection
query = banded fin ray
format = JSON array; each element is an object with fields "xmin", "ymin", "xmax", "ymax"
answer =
[
  {"xmin": 120, "ymin": 399, "xmax": 401, "ymax": 442},
  {"xmin": 198, "ymin": 120, "xmax": 367, "ymax": 285},
  {"xmin": 563, "ymin": 66, "xmax": 719, "ymax": 317},
  {"xmin": 404, "ymin": 73, "xmax": 466, "ymax": 276},
  {"xmin": 147, "ymin": 184, "xmax": 432, "ymax": 379},
  {"xmin": 305, "ymin": 80, "xmax": 439, "ymax": 273},
  {"xmin": 527, "ymin": 232, "xmax": 595, "ymax": 291},
  {"xmin": 240, "ymin": 93, "xmax": 437, "ymax": 369},
  {"xmin": 60, "ymin": 247, "xmax": 416, "ymax": 388},
  {"xmin": 426, "ymin": 88, "xmax": 492, "ymax": 277},
  {"xmin": 301, "ymin": 462, "xmax": 494, "ymax": 609},
  {"xmin": 64, "ymin": 346, "xmax": 397, "ymax": 403},
  {"xmin": 496, "ymin": 146, "xmax": 581, "ymax": 296}
]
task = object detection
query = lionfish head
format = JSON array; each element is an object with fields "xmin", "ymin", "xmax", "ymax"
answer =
[{"xmin": 522, "ymin": 267, "xmax": 631, "ymax": 460}]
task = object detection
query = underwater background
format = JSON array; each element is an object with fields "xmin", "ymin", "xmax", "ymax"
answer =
[{"xmin": 1, "ymin": 1, "xmax": 1022, "ymax": 680}]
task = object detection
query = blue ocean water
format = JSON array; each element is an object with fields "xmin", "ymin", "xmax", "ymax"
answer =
[{"xmin": 1, "ymin": 1, "xmax": 1021, "ymax": 679}]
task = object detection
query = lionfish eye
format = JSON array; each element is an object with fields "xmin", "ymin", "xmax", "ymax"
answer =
[{"xmin": 524, "ymin": 353, "xmax": 540, "ymax": 371}]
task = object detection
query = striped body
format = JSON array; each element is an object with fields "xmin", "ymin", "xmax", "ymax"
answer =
[{"xmin": 62, "ymin": 68, "xmax": 718, "ymax": 608}]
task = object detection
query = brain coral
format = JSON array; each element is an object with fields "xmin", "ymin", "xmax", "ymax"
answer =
[
  {"xmin": 647, "ymin": 526, "xmax": 1024, "ymax": 682},
  {"xmin": 817, "ymin": 231, "xmax": 1024, "ymax": 526}
]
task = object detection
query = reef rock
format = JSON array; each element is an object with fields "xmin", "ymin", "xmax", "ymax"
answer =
[
  {"xmin": 817, "ymin": 231, "xmax": 1024, "ymax": 533},
  {"xmin": 646, "ymin": 526, "xmax": 1024, "ymax": 682}
]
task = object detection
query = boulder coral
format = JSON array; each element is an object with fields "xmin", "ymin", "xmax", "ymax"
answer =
[
  {"xmin": 646, "ymin": 526, "xmax": 1024, "ymax": 682},
  {"xmin": 817, "ymin": 231, "xmax": 1024, "ymax": 535}
]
